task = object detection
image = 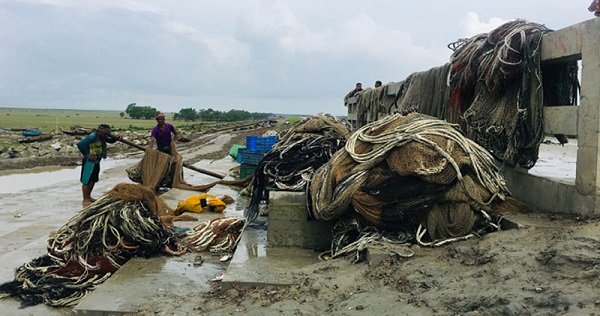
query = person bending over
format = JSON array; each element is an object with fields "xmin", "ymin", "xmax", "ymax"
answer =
[{"xmin": 77, "ymin": 124, "xmax": 122, "ymax": 206}]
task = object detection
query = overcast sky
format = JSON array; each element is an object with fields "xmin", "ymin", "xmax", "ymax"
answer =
[{"xmin": 0, "ymin": 0, "xmax": 594, "ymax": 115}]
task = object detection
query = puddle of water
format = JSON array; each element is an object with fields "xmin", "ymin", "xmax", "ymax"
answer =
[
  {"xmin": 0, "ymin": 158, "xmax": 138, "ymax": 194},
  {"xmin": 527, "ymin": 138, "xmax": 577, "ymax": 180}
]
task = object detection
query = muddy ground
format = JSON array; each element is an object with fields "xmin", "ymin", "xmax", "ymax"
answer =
[
  {"xmin": 133, "ymin": 213, "xmax": 600, "ymax": 316},
  {"xmin": 1, "ymin": 129, "xmax": 599, "ymax": 316}
]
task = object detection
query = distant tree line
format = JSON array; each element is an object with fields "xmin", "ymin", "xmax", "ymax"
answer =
[
  {"xmin": 174, "ymin": 107, "xmax": 271, "ymax": 121},
  {"xmin": 124, "ymin": 103, "xmax": 271, "ymax": 121},
  {"xmin": 125, "ymin": 103, "xmax": 159, "ymax": 119}
]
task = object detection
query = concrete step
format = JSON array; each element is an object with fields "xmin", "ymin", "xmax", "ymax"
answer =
[
  {"xmin": 73, "ymin": 254, "xmax": 225, "ymax": 315},
  {"xmin": 221, "ymin": 219, "xmax": 321, "ymax": 289}
]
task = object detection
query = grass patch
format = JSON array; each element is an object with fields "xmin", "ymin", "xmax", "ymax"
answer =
[{"xmin": 0, "ymin": 108, "xmax": 209, "ymax": 132}]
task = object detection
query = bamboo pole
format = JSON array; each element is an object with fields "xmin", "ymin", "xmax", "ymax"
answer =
[{"xmin": 112, "ymin": 134, "xmax": 225, "ymax": 179}]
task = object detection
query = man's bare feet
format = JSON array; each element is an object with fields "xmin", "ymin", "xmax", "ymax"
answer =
[{"xmin": 82, "ymin": 199, "xmax": 94, "ymax": 207}]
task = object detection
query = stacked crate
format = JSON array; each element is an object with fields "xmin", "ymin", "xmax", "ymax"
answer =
[{"xmin": 237, "ymin": 135, "xmax": 278, "ymax": 178}]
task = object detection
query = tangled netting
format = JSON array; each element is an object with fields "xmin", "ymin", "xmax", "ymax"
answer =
[
  {"xmin": 326, "ymin": 215, "xmax": 415, "ymax": 263},
  {"xmin": 127, "ymin": 145, "xmax": 217, "ymax": 192},
  {"xmin": 353, "ymin": 84, "xmax": 397, "ymax": 126},
  {"xmin": 182, "ymin": 217, "xmax": 246, "ymax": 253},
  {"xmin": 0, "ymin": 184, "xmax": 247, "ymax": 308},
  {"xmin": 309, "ymin": 112, "xmax": 513, "ymax": 247},
  {"xmin": 391, "ymin": 63, "xmax": 455, "ymax": 122},
  {"xmin": 448, "ymin": 20, "xmax": 577, "ymax": 168},
  {"xmin": 244, "ymin": 114, "xmax": 351, "ymax": 222},
  {"xmin": 0, "ymin": 184, "xmax": 182, "ymax": 307},
  {"xmin": 351, "ymin": 20, "xmax": 578, "ymax": 169}
]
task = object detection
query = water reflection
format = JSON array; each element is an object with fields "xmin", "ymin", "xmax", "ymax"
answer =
[{"xmin": 0, "ymin": 159, "xmax": 139, "ymax": 194}]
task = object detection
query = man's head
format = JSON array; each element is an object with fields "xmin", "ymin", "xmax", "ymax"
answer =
[
  {"xmin": 355, "ymin": 82, "xmax": 362, "ymax": 90},
  {"xmin": 96, "ymin": 124, "xmax": 111, "ymax": 139},
  {"xmin": 155, "ymin": 113, "xmax": 166, "ymax": 125},
  {"xmin": 375, "ymin": 80, "xmax": 382, "ymax": 88}
]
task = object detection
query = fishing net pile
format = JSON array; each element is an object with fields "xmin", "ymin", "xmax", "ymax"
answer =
[
  {"xmin": 309, "ymin": 112, "xmax": 517, "ymax": 260},
  {"xmin": 127, "ymin": 144, "xmax": 216, "ymax": 192},
  {"xmin": 448, "ymin": 20, "xmax": 577, "ymax": 168},
  {"xmin": 0, "ymin": 183, "xmax": 247, "ymax": 307},
  {"xmin": 0, "ymin": 183, "xmax": 183, "ymax": 307},
  {"xmin": 245, "ymin": 114, "xmax": 352, "ymax": 222}
]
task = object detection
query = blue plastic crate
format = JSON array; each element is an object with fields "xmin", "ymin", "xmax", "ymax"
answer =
[
  {"xmin": 239, "ymin": 164, "xmax": 258, "ymax": 179},
  {"xmin": 237, "ymin": 148, "xmax": 265, "ymax": 165},
  {"xmin": 255, "ymin": 135, "xmax": 278, "ymax": 153},
  {"xmin": 246, "ymin": 136, "xmax": 258, "ymax": 151}
]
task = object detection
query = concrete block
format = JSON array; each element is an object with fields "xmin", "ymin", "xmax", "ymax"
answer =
[
  {"xmin": 269, "ymin": 191, "xmax": 309, "ymax": 206},
  {"xmin": 268, "ymin": 218, "xmax": 332, "ymax": 251},
  {"xmin": 267, "ymin": 191, "xmax": 333, "ymax": 250}
]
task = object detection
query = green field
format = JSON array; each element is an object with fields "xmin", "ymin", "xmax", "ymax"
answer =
[{"xmin": 0, "ymin": 107, "xmax": 188, "ymax": 132}]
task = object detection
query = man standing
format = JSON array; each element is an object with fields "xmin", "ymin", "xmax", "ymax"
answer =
[
  {"xmin": 345, "ymin": 82, "xmax": 363, "ymax": 99},
  {"xmin": 149, "ymin": 113, "xmax": 179, "ymax": 154},
  {"xmin": 590, "ymin": 0, "xmax": 600, "ymax": 16},
  {"xmin": 77, "ymin": 124, "xmax": 122, "ymax": 206},
  {"xmin": 344, "ymin": 82, "xmax": 363, "ymax": 105}
]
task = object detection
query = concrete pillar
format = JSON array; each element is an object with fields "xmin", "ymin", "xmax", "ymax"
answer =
[{"xmin": 576, "ymin": 18, "xmax": 600, "ymax": 199}]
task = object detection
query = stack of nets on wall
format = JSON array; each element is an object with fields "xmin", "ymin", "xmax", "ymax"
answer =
[
  {"xmin": 244, "ymin": 114, "xmax": 352, "ymax": 222},
  {"xmin": 126, "ymin": 144, "xmax": 218, "ymax": 193},
  {"xmin": 309, "ymin": 112, "xmax": 522, "ymax": 262},
  {"xmin": 448, "ymin": 19, "xmax": 578, "ymax": 168},
  {"xmin": 354, "ymin": 20, "xmax": 578, "ymax": 169},
  {"xmin": 391, "ymin": 63, "xmax": 455, "ymax": 122},
  {"xmin": 0, "ymin": 183, "xmax": 184, "ymax": 307},
  {"xmin": 354, "ymin": 84, "xmax": 398, "ymax": 127}
]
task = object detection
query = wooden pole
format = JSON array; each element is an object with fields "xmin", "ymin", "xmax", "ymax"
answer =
[{"xmin": 112, "ymin": 134, "xmax": 225, "ymax": 179}]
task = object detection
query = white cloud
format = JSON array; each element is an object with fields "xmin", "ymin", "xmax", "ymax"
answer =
[
  {"xmin": 460, "ymin": 11, "xmax": 509, "ymax": 37},
  {"xmin": 0, "ymin": 0, "xmax": 594, "ymax": 115}
]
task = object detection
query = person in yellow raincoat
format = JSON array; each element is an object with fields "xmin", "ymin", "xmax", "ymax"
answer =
[{"xmin": 175, "ymin": 193, "xmax": 233, "ymax": 215}]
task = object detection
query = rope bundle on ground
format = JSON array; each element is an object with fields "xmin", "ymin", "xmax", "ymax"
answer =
[
  {"xmin": 245, "ymin": 114, "xmax": 351, "ymax": 222},
  {"xmin": 0, "ymin": 183, "xmax": 182, "ymax": 307},
  {"xmin": 326, "ymin": 215, "xmax": 414, "ymax": 263},
  {"xmin": 182, "ymin": 217, "xmax": 246, "ymax": 253},
  {"xmin": 309, "ymin": 112, "xmax": 512, "ymax": 249}
]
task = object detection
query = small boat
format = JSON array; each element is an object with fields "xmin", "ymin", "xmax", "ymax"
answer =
[
  {"xmin": 22, "ymin": 129, "xmax": 43, "ymax": 137},
  {"xmin": 60, "ymin": 127, "xmax": 92, "ymax": 136},
  {"xmin": 18, "ymin": 134, "xmax": 54, "ymax": 143},
  {"xmin": 1, "ymin": 127, "xmax": 28, "ymax": 132}
]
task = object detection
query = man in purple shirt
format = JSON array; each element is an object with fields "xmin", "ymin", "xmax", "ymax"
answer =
[{"xmin": 149, "ymin": 113, "xmax": 179, "ymax": 154}]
